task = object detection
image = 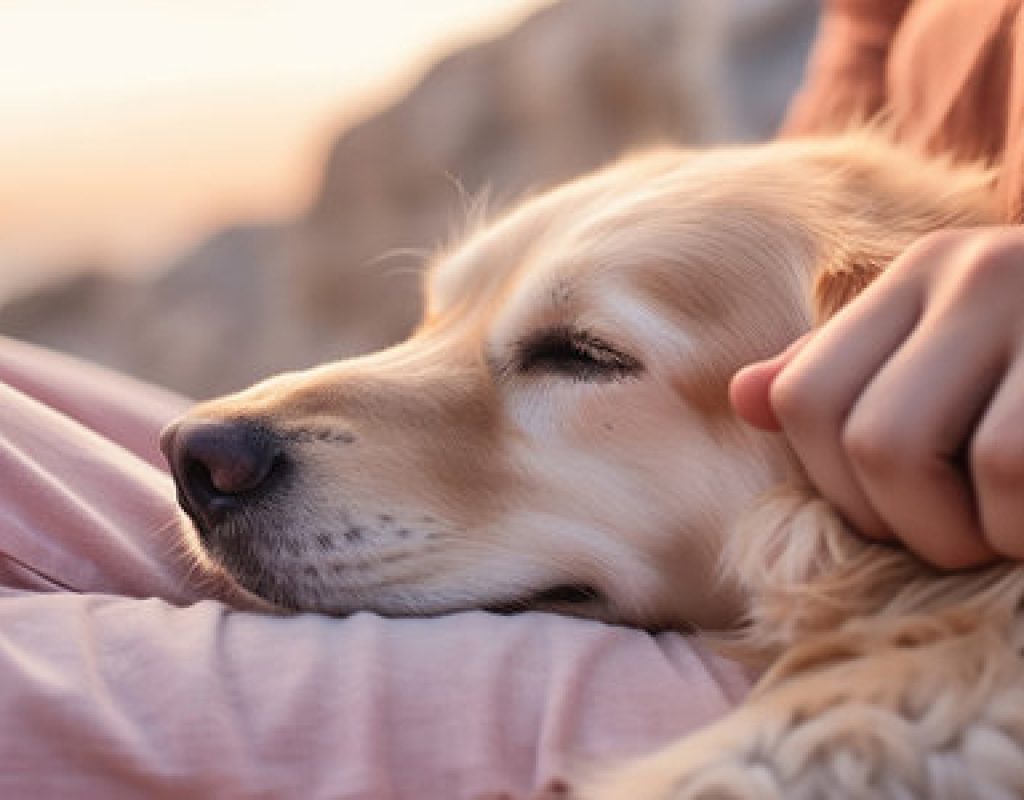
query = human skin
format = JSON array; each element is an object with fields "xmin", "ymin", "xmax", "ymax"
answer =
[{"xmin": 730, "ymin": 226, "xmax": 1024, "ymax": 569}]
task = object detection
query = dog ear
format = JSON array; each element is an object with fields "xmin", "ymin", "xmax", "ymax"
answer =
[
  {"xmin": 802, "ymin": 135, "xmax": 998, "ymax": 325},
  {"xmin": 811, "ymin": 256, "xmax": 885, "ymax": 324}
]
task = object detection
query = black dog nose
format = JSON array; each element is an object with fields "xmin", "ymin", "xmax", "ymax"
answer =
[{"xmin": 160, "ymin": 419, "xmax": 281, "ymax": 525}]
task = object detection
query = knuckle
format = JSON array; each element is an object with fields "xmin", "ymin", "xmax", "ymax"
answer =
[
  {"xmin": 769, "ymin": 368, "xmax": 820, "ymax": 428},
  {"xmin": 895, "ymin": 230, "xmax": 961, "ymax": 276},
  {"xmin": 971, "ymin": 434, "xmax": 1024, "ymax": 488},
  {"xmin": 912, "ymin": 229, "xmax": 963, "ymax": 256},
  {"xmin": 955, "ymin": 235, "xmax": 1024, "ymax": 293},
  {"xmin": 841, "ymin": 419, "xmax": 912, "ymax": 474},
  {"xmin": 769, "ymin": 366, "xmax": 850, "ymax": 437}
]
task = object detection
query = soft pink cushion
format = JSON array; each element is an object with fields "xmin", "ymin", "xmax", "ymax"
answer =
[{"xmin": 0, "ymin": 336, "xmax": 750, "ymax": 799}]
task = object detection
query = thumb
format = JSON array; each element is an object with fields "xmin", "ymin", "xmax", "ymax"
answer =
[{"xmin": 729, "ymin": 335, "xmax": 811, "ymax": 430}]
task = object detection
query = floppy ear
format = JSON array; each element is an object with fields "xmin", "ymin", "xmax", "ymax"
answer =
[
  {"xmin": 811, "ymin": 256, "xmax": 885, "ymax": 324},
  {"xmin": 802, "ymin": 134, "xmax": 999, "ymax": 325}
]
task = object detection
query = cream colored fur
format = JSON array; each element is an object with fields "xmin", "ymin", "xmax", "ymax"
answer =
[
  {"xmin": 178, "ymin": 135, "xmax": 1020, "ymax": 798},
  {"xmin": 580, "ymin": 488, "xmax": 1024, "ymax": 799},
  {"xmin": 573, "ymin": 142, "xmax": 1024, "ymax": 798}
]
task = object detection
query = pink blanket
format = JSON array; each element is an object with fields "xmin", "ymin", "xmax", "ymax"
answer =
[{"xmin": 0, "ymin": 336, "xmax": 750, "ymax": 799}]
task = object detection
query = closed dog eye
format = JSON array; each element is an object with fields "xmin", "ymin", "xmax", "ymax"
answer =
[{"xmin": 514, "ymin": 326, "xmax": 643, "ymax": 382}]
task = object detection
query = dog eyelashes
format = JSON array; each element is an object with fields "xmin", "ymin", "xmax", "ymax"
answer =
[{"xmin": 515, "ymin": 326, "xmax": 643, "ymax": 381}]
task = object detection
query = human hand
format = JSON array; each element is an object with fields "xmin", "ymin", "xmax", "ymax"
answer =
[{"xmin": 730, "ymin": 227, "xmax": 1024, "ymax": 569}]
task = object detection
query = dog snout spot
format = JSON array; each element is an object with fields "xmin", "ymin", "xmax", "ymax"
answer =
[{"xmin": 162, "ymin": 418, "xmax": 284, "ymax": 526}]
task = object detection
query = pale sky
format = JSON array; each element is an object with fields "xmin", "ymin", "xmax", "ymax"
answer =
[{"xmin": 0, "ymin": 0, "xmax": 552, "ymax": 294}]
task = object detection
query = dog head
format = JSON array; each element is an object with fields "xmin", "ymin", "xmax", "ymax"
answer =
[{"xmin": 163, "ymin": 136, "xmax": 994, "ymax": 630}]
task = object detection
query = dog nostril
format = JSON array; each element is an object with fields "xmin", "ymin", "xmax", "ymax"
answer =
[
  {"xmin": 164, "ymin": 418, "xmax": 283, "ymax": 524},
  {"xmin": 182, "ymin": 455, "xmax": 220, "ymax": 499}
]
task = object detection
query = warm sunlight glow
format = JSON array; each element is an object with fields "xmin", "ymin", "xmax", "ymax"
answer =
[{"xmin": 0, "ymin": 0, "xmax": 553, "ymax": 293}]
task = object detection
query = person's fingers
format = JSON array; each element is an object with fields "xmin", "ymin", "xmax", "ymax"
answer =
[
  {"xmin": 841, "ymin": 313, "xmax": 1002, "ymax": 569},
  {"xmin": 971, "ymin": 351, "xmax": 1024, "ymax": 560},
  {"xmin": 769, "ymin": 272, "xmax": 923, "ymax": 540},
  {"xmin": 729, "ymin": 336, "xmax": 810, "ymax": 431}
]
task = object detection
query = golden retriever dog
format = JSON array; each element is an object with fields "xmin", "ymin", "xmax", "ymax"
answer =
[{"xmin": 161, "ymin": 135, "xmax": 1024, "ymax": 798}]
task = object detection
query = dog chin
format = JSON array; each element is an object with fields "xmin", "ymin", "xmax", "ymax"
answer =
[
  {"xmin": 211, "ymin": 552, "xmax": 619, "ymax": 623},
  {"xmin": 172, "ymin": 515, "xmax": 282, "ymax": 614}
]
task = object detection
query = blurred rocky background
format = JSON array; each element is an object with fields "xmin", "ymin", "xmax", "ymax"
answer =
[{"xmin": 0, "ymin": 0, "xmax": 818, "ymax": 399}]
